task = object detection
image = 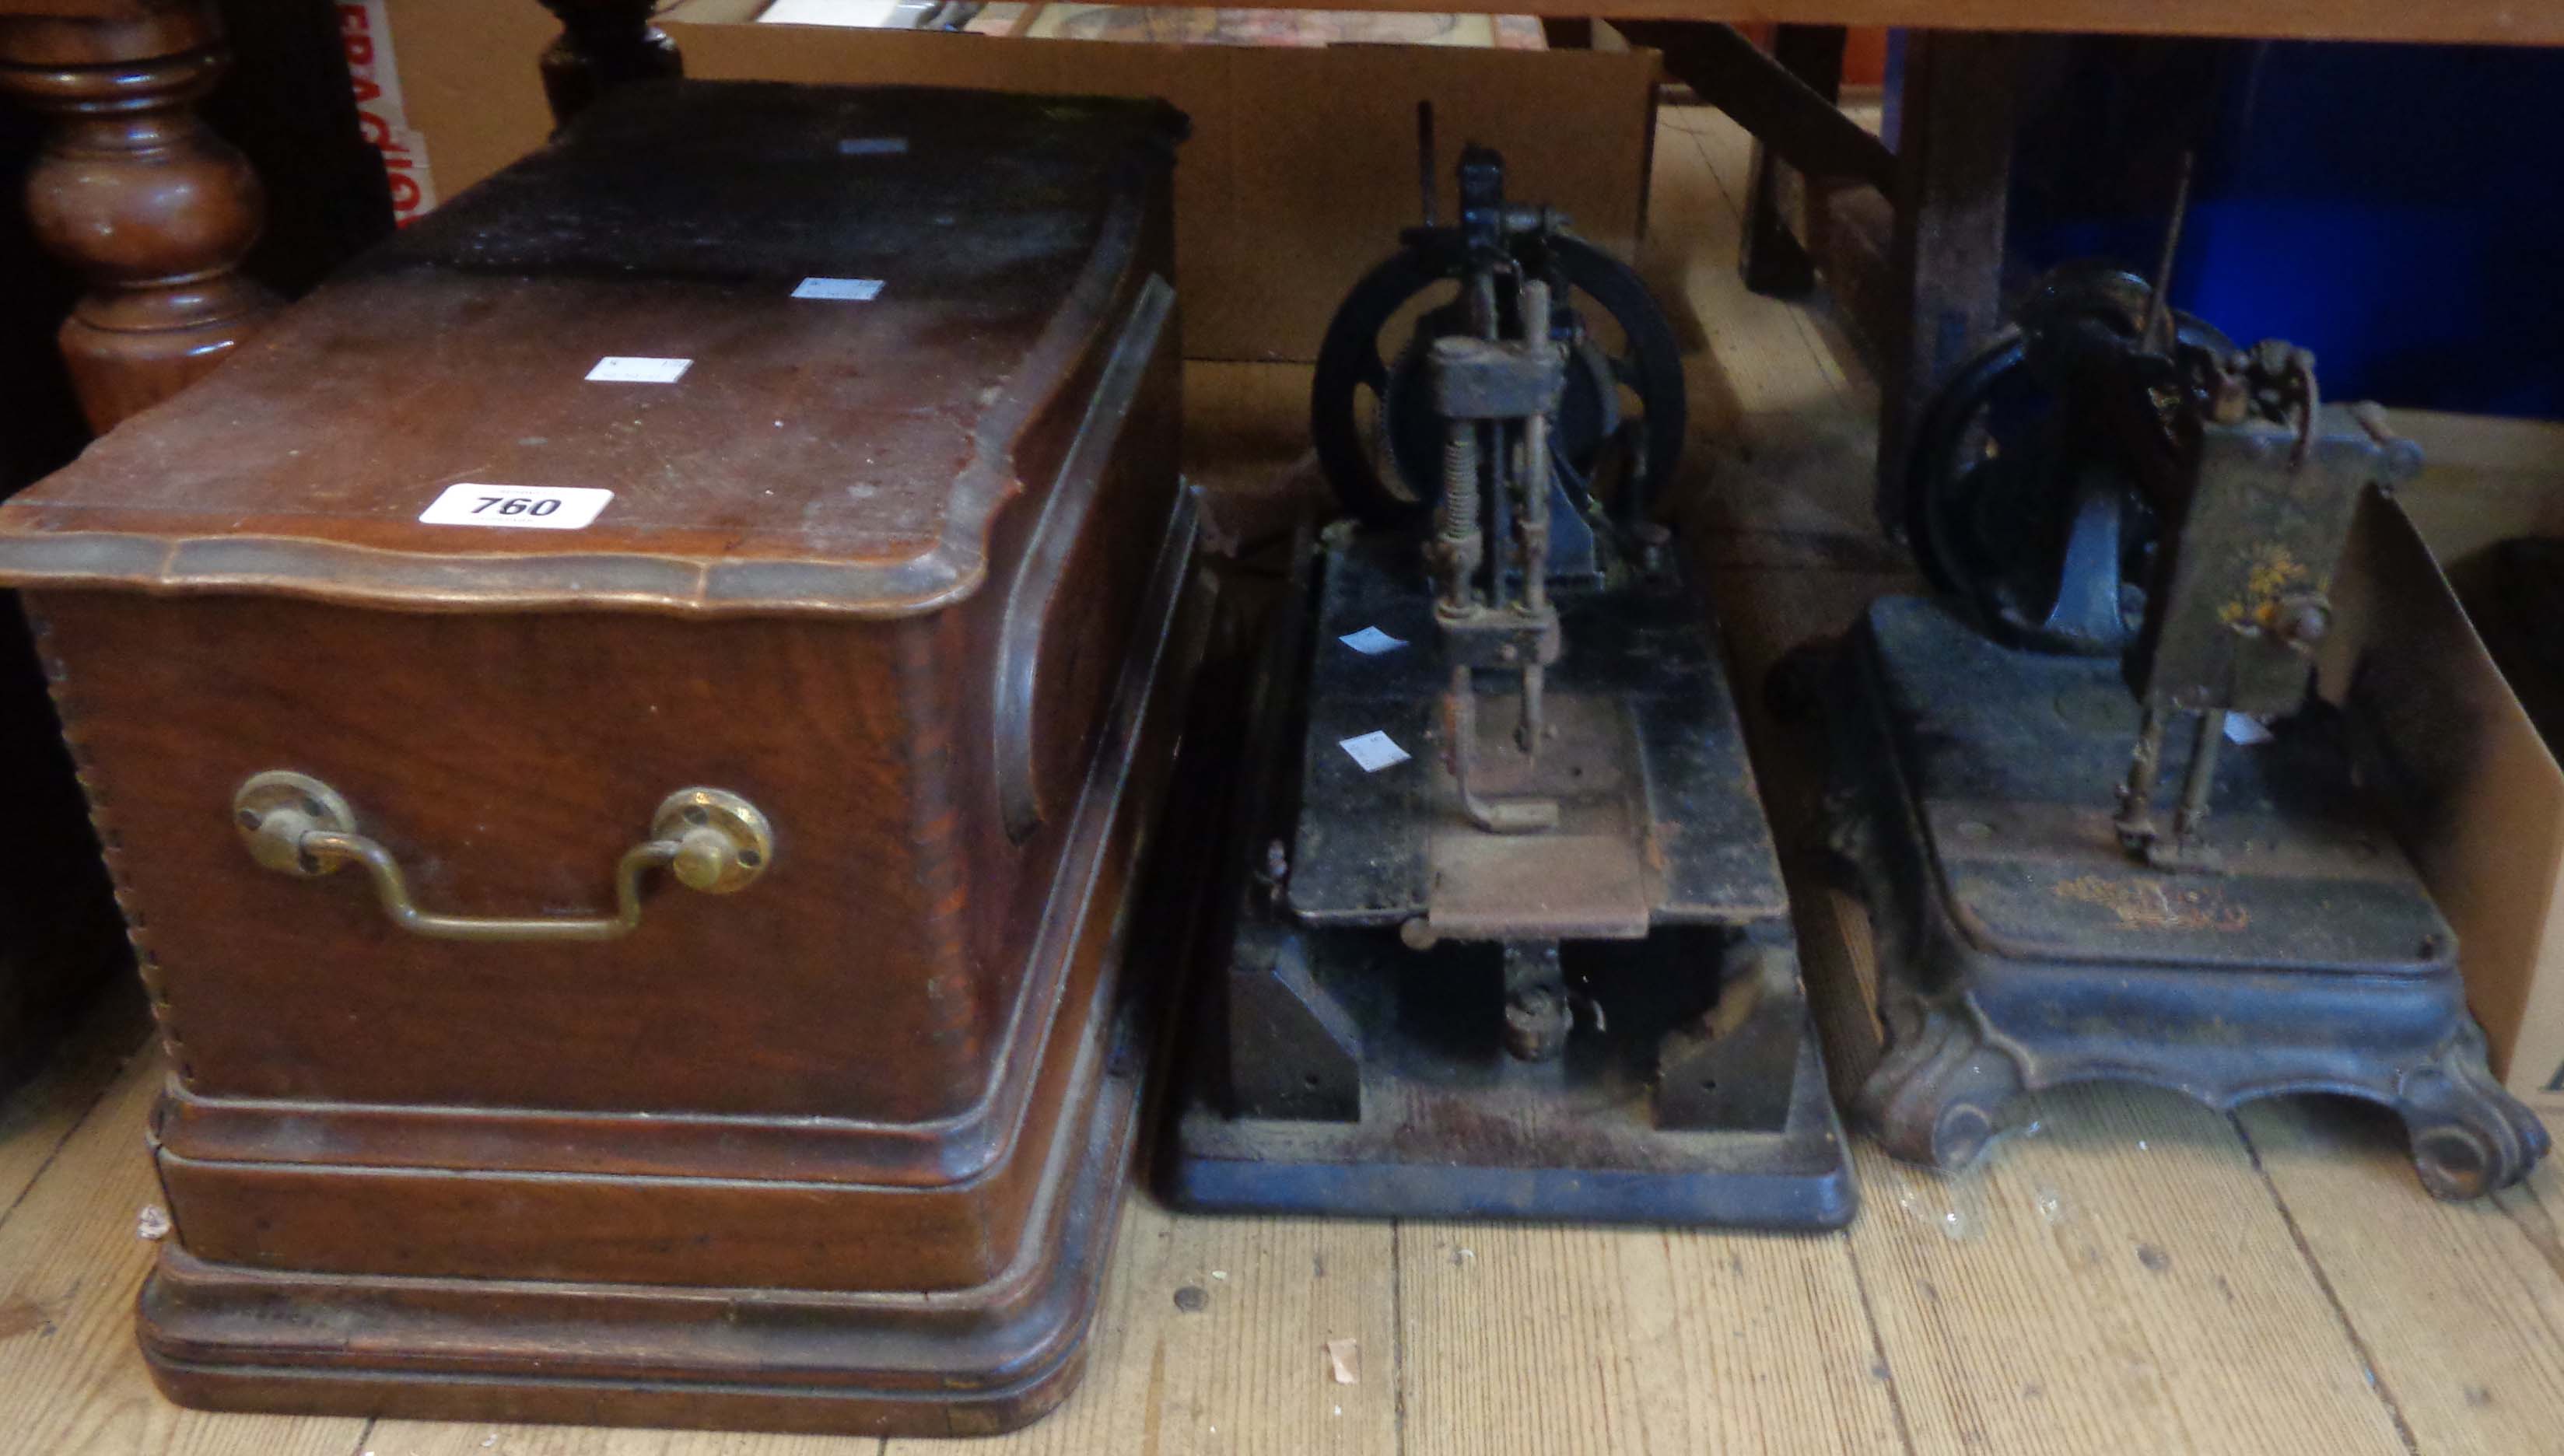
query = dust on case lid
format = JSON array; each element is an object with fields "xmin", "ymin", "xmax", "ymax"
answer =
[{"xmin": 0, "ymin": 81, "xmax": 1187, "ymax": 618}]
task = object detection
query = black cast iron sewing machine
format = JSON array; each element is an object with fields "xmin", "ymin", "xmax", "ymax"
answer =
[
  {"xmin": 1165, "ymin": 136, "xmax": 1854, "ymax": 1226},
  {"xmin": 1813, "ymin": 264, "xmax": 2548, "ymax": 1197}
]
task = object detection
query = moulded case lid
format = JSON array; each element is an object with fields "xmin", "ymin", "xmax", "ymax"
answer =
[{"xmin": 0, "ymin": 81, "xmax": 1183, "ymax": 617}]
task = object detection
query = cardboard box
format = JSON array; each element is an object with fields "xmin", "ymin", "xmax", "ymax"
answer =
[
  {"xmin": 361, "ymin": 0, "xmax": 1659, "ymax": 362},
  {"xmin": 2328, "ymin": 412, "xmax": 2564, "ymax": 1118}
]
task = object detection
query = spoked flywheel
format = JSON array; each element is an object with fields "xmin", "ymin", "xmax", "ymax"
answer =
[
  {"xmin": 1311, "ymin": 222, "xmax": 1685, "ymax": 534},
  {"xmin": 1901, "ymin": 264, "xmax": 2236, "ymax": 655}
]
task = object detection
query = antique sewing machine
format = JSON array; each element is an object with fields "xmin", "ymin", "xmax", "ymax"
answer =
[
  {"xmin": 1818, "ymin": 263, "xmax": 2548, "ymax": 1196},
  {"xmin": 1166, "ymin": 138, "xmax": 1854, "ymax": 1226}
]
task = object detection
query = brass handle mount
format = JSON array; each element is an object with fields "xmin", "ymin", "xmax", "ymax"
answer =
[{"xmin": 232, "ymin": 771, "xmax": 773, "ymax": 943}]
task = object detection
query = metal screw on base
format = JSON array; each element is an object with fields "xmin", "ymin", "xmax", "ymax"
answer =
[{"xmin": 1502, "ymin": 941, "xmax": 1571, "ymax": 1062}]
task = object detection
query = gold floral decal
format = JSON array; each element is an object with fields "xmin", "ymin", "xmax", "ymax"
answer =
[
  {"xmin": 2051, "ymin": 875, "xmax": 2251, "ymax": 933},
  {"xmin": 2215, "ymin": 543, "xmax": 2329, "ymax": 633}
]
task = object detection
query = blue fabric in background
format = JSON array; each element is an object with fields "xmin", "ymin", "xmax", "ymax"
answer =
[{"xmin": 1988, "ymin": 40, "xmax": 2564, "ymax": 420}]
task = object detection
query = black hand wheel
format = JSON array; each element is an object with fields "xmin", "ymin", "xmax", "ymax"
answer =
[
  {"xmin": 1900, "ymin": 266, "xmax": 2233, "ymax": 655},
  {"xmin": 1309, "ymin": 233, "xmax": 1686, "ymax": 532}
]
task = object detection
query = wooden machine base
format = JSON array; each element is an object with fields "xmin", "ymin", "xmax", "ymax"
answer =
[
  {"xmin": 1820, "ymin": 596, "xmax": 2548, "ymax": 1198},
  {"xmin": 137, "ymin": 952, "xmax": 1147, "ymax": 1439}
]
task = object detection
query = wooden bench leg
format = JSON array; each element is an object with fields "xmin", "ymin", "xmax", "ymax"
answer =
[
  {"xmin": 536, "ymin": 0, "xmax": 682, "ymax": 126},
  {"xmin": 1740, "ymin": 25, "xmax": 1848, "ymax": 298},
  {"xmin": 1875, "ymin": 30, "xmax": 2017, "ymax": 535},
  {"xmin": 0, "ymin": 5, "xmax": 277, "ymax": 432}
]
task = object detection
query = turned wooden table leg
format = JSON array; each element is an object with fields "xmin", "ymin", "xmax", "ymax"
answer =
[
  {"xmin": 0, "ymin": 6, "xmax": 277, "ymax": 433},
  {"xmin": 1874, "ymin": 30, "xmax": 2017, "ymax": 534},
  {"xmin": 537, "ymin": 0, "xmax": 681, "ymax": 125}
]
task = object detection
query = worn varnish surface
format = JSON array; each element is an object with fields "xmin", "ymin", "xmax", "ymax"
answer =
[
  {"xmin": 2, "ymin": 73, "xmax": 1192, "ymax": 1271},
  {"xmin": 1, "ymin": 107, "xmax": 2559, "ymax": 1454},
  {"xmin": 0, "ymin": 82, "xmax": 1185, "ymax": 617}
]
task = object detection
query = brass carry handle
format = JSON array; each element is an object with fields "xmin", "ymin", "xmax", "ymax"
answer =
[{"xmin": 231, "ymin": 771, "xmax": 774, "ymax": 943}]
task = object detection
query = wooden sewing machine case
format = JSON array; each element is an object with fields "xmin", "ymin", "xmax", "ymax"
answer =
[{"xmin": 0, "ymin": 82, "xmax": 1197, "ymax": 1436}]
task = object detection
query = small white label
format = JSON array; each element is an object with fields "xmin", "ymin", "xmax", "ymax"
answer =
[
  {"xmin": 584, "ymin": 355, "xmax": 692, "ymax": 383},
  {"xmin": 793, "ymin": 276, "xmax": 885, "ymax": 301},
  {"xmin": 839, "ymin": 136, "xmax": 909, "ymax": 156},
  {"xmin": 2223, "ymin": 713, "xmax": 2276, "ymax": 747},
  {"xmin": 1339, "ymin": 626, "xmax": 1406, "ymax": 656},
  {"xmin": 419, "ymin": 482, "xmax": 613, "ymax": 530},
  {"xmin": 1339, "ymin": 730, "xmax": 1411, "ymax": 773}
]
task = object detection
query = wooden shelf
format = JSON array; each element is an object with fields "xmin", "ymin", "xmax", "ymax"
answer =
[{"xmin": 1088, "ymin": 0, "xmax": 2564, "ymax": 47}]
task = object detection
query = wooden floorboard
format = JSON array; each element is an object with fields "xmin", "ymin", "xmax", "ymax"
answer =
[
  {"xmin": 2236, "ymin": 1099, "xmax": 2564, "ymax": 1454},
  {"xmin": 1843, "ymin": 1104, "xmax": 2414, "ymax": 1456},
  {"xmin": 1651, "ymin": 114, "xmax": 1896, "ymax": 576},
  {"xmin": 0, "ymin": 107, "xmax": 2558, "ymax": 1456},
  {"xmin": 883, "ymin": 1202, "xmax": 1400, "ymax": 1456},
  {"xmin": 0, "ymin": 982, "xmax": 149, "ymax": 1224},
  {"xmin": 1392, "ymin": 1219, "xmax": 1904, "ymax": 1456},
  {"xmin": 0, "ymin": 1051, "xmax": 367, "ymax": 1456}
]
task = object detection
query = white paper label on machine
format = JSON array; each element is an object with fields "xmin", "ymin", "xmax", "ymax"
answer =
[
  {"xmin": 418, "ymin": 483, "xmax": 615, "ymax": 531},
  {"xmin": 1339, "ymin": 730, "xmax": 1412, "ymax": 773},
  {"xmin": 584, "ymin": 355, "xmax": 693, "ymax": 383},
  {"xmin": 793, "ymin": 277, "xmax": 886, "ymax": 301}
]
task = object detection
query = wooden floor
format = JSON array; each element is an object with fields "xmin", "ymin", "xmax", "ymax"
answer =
[{"xmin": 6, "ymin": 110, "xmax": 2564, "ymax": 1456}]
